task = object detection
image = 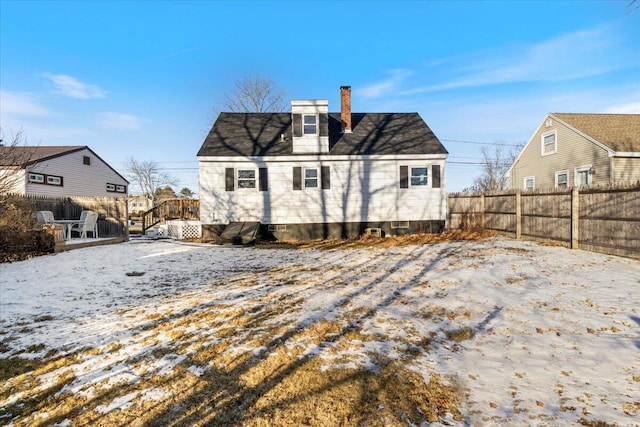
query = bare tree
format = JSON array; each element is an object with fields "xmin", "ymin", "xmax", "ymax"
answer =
[
  {"xmin": 471, "ymin": 144, "xmax": 520, "ymax": 192},
  {"xmin": 221, "ymin": 74, "xmax": 287, "ymax": 113},
  {"xmin": 126, "ymin": 158, "xmax": 177, "ymax": 206},
  {"xmin": 628, "ymin": 0, "xmax": 639, "ymax": 13},
  {"xmin": 0, "ymin": 128, "xmax": 33, "ymax": 196}
]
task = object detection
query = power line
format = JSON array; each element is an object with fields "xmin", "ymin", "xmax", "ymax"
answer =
[{"xmin": 441, "ymin": 138, "xmax": 522, "ymax": 147}]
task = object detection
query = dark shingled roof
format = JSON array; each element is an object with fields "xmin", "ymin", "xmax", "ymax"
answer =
[
  {"xmin": 197, "ymin": 112, "xmax": 448, "ymax": 157},
  {"xmin": 0, "ymin": 146, "xmax": 86, "ymax": 166}
]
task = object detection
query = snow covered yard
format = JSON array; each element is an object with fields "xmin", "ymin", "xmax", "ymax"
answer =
[{"xmin": 1, "ymin": 237, "xmax": 639, "ymax": 426}]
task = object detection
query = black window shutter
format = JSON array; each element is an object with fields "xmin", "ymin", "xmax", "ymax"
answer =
[
  {"xmin": 399, "ymin": 166, "xmax": 409, "ymax": 189},
  {"xmin": 319, "ymin": 113, "xmax": 328, "ymax": 137},
  {"xmin": 225, "ymin": 168, "xmax": 235, "ymax": 191},
  {"xmin": 321, "ymin": 166, "xmax": 330, "ymax": 189},
  {"xmin": 293, "ymin": 167, "xmax": 302, "ymax": 190},
  {"xmin": 259, "ymin": 168, "xmax": 268, "ymax": 191},
  {"xmin": 432, "ymin": 165, "xmax": 441, "ymax": 188},
  {"xmin": 293, "ymin": 114, "xmax": 302, "ymax": 137}
]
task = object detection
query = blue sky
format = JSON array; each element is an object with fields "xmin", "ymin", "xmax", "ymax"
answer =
[{"xmin": 1, "ymin": 1, "xmax": 639, "ymax": 194}]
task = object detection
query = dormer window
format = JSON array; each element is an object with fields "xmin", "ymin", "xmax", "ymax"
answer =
[{"xmin": 303, "ymin": 115, "xmax": 317, "ymax": 135}]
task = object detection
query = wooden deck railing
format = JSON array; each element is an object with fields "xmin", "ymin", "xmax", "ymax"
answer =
[{"xmin": 142, "ymin": 199, "xmax": 200, "ymax": 233}]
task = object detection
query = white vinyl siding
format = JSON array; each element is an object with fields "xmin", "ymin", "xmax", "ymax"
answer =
[
  {"xmin": 199, "ymin": 157, "xmax": 446, "ymax": 225},
  {"xmin": 24, "ymin": 148, "xmax": 127, "ymax": 197}
]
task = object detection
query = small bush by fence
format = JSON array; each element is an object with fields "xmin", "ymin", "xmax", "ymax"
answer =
[{"xmin": 448, "ymin": 183, "xmax": 640, "ymax": 259}]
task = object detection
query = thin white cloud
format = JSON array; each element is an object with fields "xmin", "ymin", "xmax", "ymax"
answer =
[
  {"xmin": 0, "ymin": 91, "xmax": 51, "ymax": 116},
  {"xmin": 604, "ymin": 102, "xmax": 640, "ymax": 114},
  {"xmin": 404, "ymin": 25, "xmax": 633, "ymax": 95},
  {"xmin": 42, "ymin": 73, "xmax": 107, "ymax": 99},
  {"xmin": 98, "ymin": 112, "xmax": 144, "ymax": 130},
  {"xmin": 357, "ymin": 69, "xmax": 413, "ymax": 98}
]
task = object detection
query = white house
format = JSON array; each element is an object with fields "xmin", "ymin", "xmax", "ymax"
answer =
[
  {"xmin": 197, "ymin": 86, "xmax": 448, "ymax": 241},
  {"xmin": 0, "ymin": 145, "xmax": 128, "ymax": 198}
]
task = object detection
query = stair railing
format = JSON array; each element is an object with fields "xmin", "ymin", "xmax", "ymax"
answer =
[{"xmin": 141, "ymin": 199, "xmax": 200, "ymax": 233}]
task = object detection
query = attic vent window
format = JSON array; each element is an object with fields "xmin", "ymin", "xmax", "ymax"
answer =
[
  {"xmin": 83, "ymin": 156, "xmax": 91, "ymax": 165},
  {"xmin": 303, "ymin": 115, "xmax": 317, "ymax": 135}
]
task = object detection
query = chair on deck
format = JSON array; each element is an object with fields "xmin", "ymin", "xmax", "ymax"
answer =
[
  {"xmin": 35, "ymin": 211, "xmax": 55, "ymax": 224},
  {"xmin": 69, "ymin": 211, "xmax": 99, "ymax": 239}
]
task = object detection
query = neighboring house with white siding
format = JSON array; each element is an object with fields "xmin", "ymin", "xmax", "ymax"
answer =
[
  {"xmin": 197, "ymin": 86, "xmax": 448, "ymax": 240},
  {"xmin": 508, "ymin": 113, "xmax": 640, "ymax": 190},
  {"xmin": 0, "ymin": 145, "xmax": 128, "ymax": 197},
  {"xmin": 127, "ymin": 194, "xmax": 152, "ymax": 215}
]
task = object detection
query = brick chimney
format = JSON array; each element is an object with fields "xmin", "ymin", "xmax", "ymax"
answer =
[{"xmin": 340, "ymin": 86, "xmax": 352, "ymax": 133}]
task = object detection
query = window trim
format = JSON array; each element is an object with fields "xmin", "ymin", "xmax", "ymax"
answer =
[
  {"xmin": 28, "ymin": 173, "xmax": 45, "ymax": 183},
  {"xmin": 304, "ymin": 167, "xmax": 318, "ymax": 188},
  {"xmin": 541, "ymin": 131, "xmax": 557, "ymax": 156},
  {"xmin": 46, "ymin": 175, "xmax": 63, "ymax": 186},
  {"xmin": 574, "ymin": 165, "xmax": 592, "ymax": 187},
  {"xmin": 237, "ymin": 169, "xmax": 257, "ymax": 190},
  {"xmin": 410, "ymin": 167, "xmax": 428, "ymax": 187},
  {"xmin": 524, "ymin": 176, "xmax": 535, "ymax": 190},
  {"xmin": 302, "ymin": 114, "xmax": 318, "ymax": 136},
  {"xmin": 555, "ymin": 170, "xmax": 569, "ymax": 188}
]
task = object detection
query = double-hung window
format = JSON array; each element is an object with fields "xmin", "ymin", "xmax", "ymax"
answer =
[
  {"xmin": 303, "ymin": 115, "xmax": 317, "ymax": 135},
  {"xmin": 542, "ymin": 132, "xmax": 556, "ymax": 156},
  {"xmin": 410, "ymin": 167, "xmax": 428, "ymax": 186},
  {"xmin": 237, "ymin": 169, "xmax": 256, "ymax": 189},
  {"xmin": 555, "ymin": 171, "xmax": 568, "ymax": 188},
  {"xmin": 304, "ymin": 168, "xmax": 318, "ymax": 188},
  {"xmin": 524, "ymin": 176, "xmax": 535, "ymax": 190}
]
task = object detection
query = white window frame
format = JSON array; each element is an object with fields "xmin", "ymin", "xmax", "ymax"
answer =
[
  {"xmin": 28, "ymin": 173, "xmax": 45, "ymax": 184},
  {"xmin": 555, "ymin": 170, "xmax": 569, "ymax": 188},
  {"xmin": 46, "ymin": 175, "xmax": 63, "ymax": 186},
  {"xmin": 541, "ymin": 131, "xmax": 557, "ymax": 156},
  {"xmin": 574, "ymin": 165, "xmax": 592, "ymax": 187},
  {"xmin": 237, "ymin": 169, "xmax": 256, "ymax": 189},
  {"xmin": 410, "ymin": 167, "xmax": 428, "ymax": 187},
  {"xmin": 302, "ymin": 114, "xmax": 317, "ymax": 136},
  {"xmin": 304, "ymin": 168, "xmax": 318, "ymax": 188},
  {"xmin": 524, "ymin": 176, "xmax": 535, "ymax": 190}
]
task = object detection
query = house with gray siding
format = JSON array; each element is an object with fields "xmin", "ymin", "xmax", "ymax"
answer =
[
  {"xmin": 0, "ymin": 145, "xmax": 128, "ymax": 197},
  {"xmin": 508, "ymin": 113, "xmax": 640, "ymax": 190},
  {"xmin": 197, "ymin": 86, "xmax": 448, "ymax": 241}
]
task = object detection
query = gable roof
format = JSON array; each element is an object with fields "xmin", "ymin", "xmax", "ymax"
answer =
[
  {"xmin": 551, "ymin": 113, "xmax": 640, "ymax": 153},
  {"xmin": 197, "ymin": 112, "xmax": 448, "ymax": 157},
  {"xmin": 0, "ymin": 145, "xmax": 129, "ymax": 183}
]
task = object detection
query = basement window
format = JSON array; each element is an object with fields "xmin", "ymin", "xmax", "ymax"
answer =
[{"xmin": 391, "ymin": 221, "xmax": 410, "ymax": 229}]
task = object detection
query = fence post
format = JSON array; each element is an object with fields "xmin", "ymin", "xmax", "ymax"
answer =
[
  {"xmin": 515, "ymin": 190, "xmax": 522, "ymax": 239},
  {"xmin": 480, "ymin": 194, "xmax": 485, "ymax": 229},
  {"xmin": 571, "ymin": 187, "xmax": 579, "ymax": 249}
]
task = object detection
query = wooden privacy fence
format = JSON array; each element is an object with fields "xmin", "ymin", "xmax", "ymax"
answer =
[
  {"xmin": 448, "ymin": 183, "xmax": 640, "ymax": 259},
  {"xmin": 17, "ymin": 194, "xmax": 129, "ymax": 238}
]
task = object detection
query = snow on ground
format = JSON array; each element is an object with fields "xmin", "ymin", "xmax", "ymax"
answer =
[{"xmin": 1, "ymin": 237, "xmax": 639, "ymax": 426}]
